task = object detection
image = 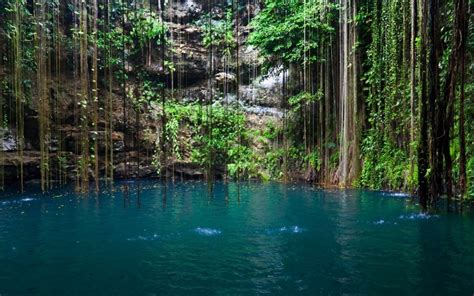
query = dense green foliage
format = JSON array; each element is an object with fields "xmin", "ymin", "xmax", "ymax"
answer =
[
  {"xmin": 358, "ymin": 0, "xmax": 413, "ymax": 191},
  {"xmin": 248, "ymin": 0, "xmax": 336, "ymax": 67},
  {"xmin": 157, "ymin": 101, "xmax": 267, "ymax": 179},
  {"xmin": 196, "ymin": 9, "xmax": 236, "ymax": 57}
]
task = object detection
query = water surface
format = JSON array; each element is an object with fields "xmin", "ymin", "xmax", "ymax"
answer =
[{"xmin": 1, "ymin": 181, "xmax": 473, "ymax": 295}]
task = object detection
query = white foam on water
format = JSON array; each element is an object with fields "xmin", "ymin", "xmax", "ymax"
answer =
[
  {"xmin": 383, "ymin": 192, "xmax": 411, "ymax": 198},
  {"xmin": 267, "ymin": 226, "xmax": 305, "ymax": 234},
  {"xmin": 194, "ymin": 227, "xmax": 222, "ymax": 236},
  {"xmin": 373, "ymin": 213, "xmax": 439, "ymax": 225},
  {"xmin": 127, "ymin": 234, "xmax": 160, "ymax": 241},
  {"xmin": 1, "ymin": 197, "xmax": 36, "ymax": 206},
  {"xmin": 399, "ymin": 213, "xmax": 439, "ymax": 220},
  {"xmin": 289, "ymin": 226, "xmax": 304, "ymax": 233}
]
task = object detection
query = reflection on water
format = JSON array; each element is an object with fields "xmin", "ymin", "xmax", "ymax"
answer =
[{"xmin": 0, "ymin": 180, "xmax": 473, "ymax": 295}]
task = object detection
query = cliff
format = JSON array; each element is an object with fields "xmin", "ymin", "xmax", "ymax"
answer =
[{"xmin": 0, "ymin": 0, "xmax": 289, "ymax": 185}]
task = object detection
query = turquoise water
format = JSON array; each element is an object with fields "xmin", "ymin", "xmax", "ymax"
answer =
[{"xmin": 0, "ymin": 181, "xmax": 473, "ymax": 295}]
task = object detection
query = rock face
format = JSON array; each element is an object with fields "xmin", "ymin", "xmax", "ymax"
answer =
[
  {"xmin": 0, "ymin": 0, "xmax": 285, "ymax": 185},
  {"xmin": 0, "ymin": 128, "xmax": 18, "ymax": 152}
]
